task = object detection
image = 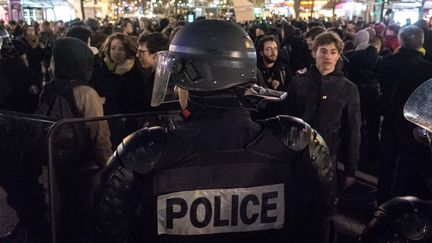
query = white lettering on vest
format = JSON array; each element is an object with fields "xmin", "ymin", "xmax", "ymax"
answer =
[{"xmin": 157, "ymin": 183, "xmax": 285, "ymax": 235}]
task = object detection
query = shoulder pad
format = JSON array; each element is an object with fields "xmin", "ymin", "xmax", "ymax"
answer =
[
  {"xmin": 308, "ymin": 129, "xmax": 338, "ymax": 216},
  {"xmin": 308, "ymin": 129, "xmax": 330, "ymax": 163},
  {"xmin": 115, "ymin": 126, "xmax": 166, "ymax": 175},
  {"xmin": 264, "ymin": 115, "xmax": 312, "ymax": 151}
]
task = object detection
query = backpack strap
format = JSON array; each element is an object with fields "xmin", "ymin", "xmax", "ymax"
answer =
[
  {"xmin": 38, "ymin": 81, "xmax": 58, "ymax": 116},
  {"xmin": 55, "ymin": 79, "xmax": 89, "ymax": 118}
]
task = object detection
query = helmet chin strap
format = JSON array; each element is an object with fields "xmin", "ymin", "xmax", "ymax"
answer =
[
  {"xmin": 188, "ymin": 92, "xmax": 246, "ymax": 110},
  {"xmin": 187, "ymin": 84, "xmax": 287, "ymax": 112}
]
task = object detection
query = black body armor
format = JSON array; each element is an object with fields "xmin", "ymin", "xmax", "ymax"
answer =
[{"xmin": 95, "ymin": 114, "xmax": 337, "ymax": 243}]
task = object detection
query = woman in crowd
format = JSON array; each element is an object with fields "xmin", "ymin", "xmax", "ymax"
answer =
[
  {"xmin": 17, "ymin": 25, "xmax": 46, "ymax": 83},
  {"xmin": 90, "ymin": 32, "xmax": 148, "ymax": 147}
]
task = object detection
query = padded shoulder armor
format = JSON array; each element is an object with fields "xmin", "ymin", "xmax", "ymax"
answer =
[
  {"xmin": 309, "ymin": 129, "xmax": 338, "ymax": 217},
  {"xmin": 265, "ymin": 115, "xmax": 312, "ymax": 151},
  {"xmin": 115, "ymin": 126, "xmax": 166, "ymax": 175},
  {"xmin": 308, "ymin": 129, "xmax": 331, "ymax": 171},
  {"xmin": 266, "ymin": 116, "xmax": 337, "ymax": 217}
]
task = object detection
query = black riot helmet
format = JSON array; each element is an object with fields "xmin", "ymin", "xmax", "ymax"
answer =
[{"xmin": 151, "ymin": 20, "xmax": 257, "ymax": 106}]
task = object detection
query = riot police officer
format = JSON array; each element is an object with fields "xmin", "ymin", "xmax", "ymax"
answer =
[
  {"xmin": 360, "ymin": 78, "xmax": 432, "ymax": 243},
  {"xmin": 95, "ymin": 19, "xmax": 337, "ymax": 243}
]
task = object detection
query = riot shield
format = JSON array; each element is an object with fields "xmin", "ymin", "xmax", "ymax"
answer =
[
  {"xmin": 0, "ymin": 110, "xmax": 56, "ymax": 242},
  {"xmin": 404, "ymin": 78, "xmax": 432, "ymax": 198},
  {"xmin": 47, "ymin": 111, "xmax": 182, "ymax": 243},
  {"xmin": 404, "ymin": 78, "xmax": 432, "ymax": 133}
]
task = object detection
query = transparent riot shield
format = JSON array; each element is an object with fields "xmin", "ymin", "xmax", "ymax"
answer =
[
  {"xmin": 404, "ymin": 78, "xmax": 432, "ymax": 133},
  {"xmin": 404, "ymin": 78, "xmax": 432, "ymax": 196},
  {"xmin": 47, "ymin": 111, "xmax": 182, "ymax": 243},
  {"xmin": 0, "ymin": 110, "xmax": 56, "ymax": 242}
]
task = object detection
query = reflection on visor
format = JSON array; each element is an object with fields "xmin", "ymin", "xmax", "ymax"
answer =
[
  {"xmin": 151, "ymin": 51, "xmax": 179, "ymax": 107},
  {"xmin": 404, "ymin": 78, "xmax": 432, "ymax": 133}
]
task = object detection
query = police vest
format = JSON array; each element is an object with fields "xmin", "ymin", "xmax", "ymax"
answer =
[{"xmin": 123, "ymin": 117, "xmax": 331, "ymax": 243}]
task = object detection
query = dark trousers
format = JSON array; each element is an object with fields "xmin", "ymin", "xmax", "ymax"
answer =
[
  {"xmin": 377, "ymin": 125, "xmax": 398, "ymax": 204},
  {"xmin": 362, "ymin": 109, "xmax": 381, "ymax": 172}
]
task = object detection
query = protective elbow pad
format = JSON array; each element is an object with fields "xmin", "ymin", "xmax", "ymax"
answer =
[{"xmin": 116, "ymin": 126, "xmax": 166, "ymax": 175}]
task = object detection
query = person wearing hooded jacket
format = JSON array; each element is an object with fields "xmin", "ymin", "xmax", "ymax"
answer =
[{"xmin": 39, "ymin": 37, "xmax": 112, "ymax": 243}]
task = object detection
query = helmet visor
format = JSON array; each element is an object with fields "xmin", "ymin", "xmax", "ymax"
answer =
[
  {"xmin": 404, "ymin": 78, "xmax": 432, "ymax": 132},
  {"xmin": 151, "ymin": 51, "xmax": 179, "ymax": 107}
]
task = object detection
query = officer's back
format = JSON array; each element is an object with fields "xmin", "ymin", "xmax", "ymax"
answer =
[{"xmin": 95, "ymin": 20, "xmax": 337, "ymax": 243}]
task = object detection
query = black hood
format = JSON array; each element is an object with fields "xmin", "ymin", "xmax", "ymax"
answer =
[{"xmin": 53, "ymin": 37, "xmax": 94, "ymax": 82}]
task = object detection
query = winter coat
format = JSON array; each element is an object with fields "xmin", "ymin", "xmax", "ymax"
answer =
[
  {"xmin": 347, "ymin": 46, "xmax": 381, "ymax": 85},
  {"xmin": 257, "ymin": 59, "xmax": 293, "ymax": 92},
  {"xmin": 379, "ymin": 48, "xmax": 432, "ymax": 142},
  {"xmin": 90, "ymin": 58, "xmax": 148, "ymax": 147},
  {"xmin": 71, "ymin": 85, "xmax": 113, "ymax": 164},
  {"xmin": 284, "ymin": 66, "xmax": 361, "ymax": 176},
  {"xmin": 90, "ymin": 58, "xmax": 148, "ymax": 115},
  {"xmin": 347, "ymin": 46, "xmax": 382, "ymax": 118},
  {"xmin": 41, "ymin": 37, "xmax": 113, "ymax": 166}
]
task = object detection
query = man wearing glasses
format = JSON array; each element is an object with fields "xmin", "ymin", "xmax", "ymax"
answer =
[{"xmin": 136, "ymin": 32, "xmax": 170, "ymax": 108}]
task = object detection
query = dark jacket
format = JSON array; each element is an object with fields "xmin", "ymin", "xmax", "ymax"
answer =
[
  {"xmin": 90, "ymin": 58, "xmax": 148, "ymax": 147},
  {"xmin": 95, "ymin": 104, "xmax": 337, "ymax": 243},
  {"xmin": 347, "ymin": 46, "xmax": 381, "ymax": 85},
  {"xmin": 347, "ymin": 46, "xmax": 382, "ymax": 113},
  {"xmin": 378, "ymin": 48, "xmax": 432, "ymax": 203},
  {"xmin": 42, "ymin": 37, "xmax": 112, "ymax": 166},
  {"xmin": 257, "ymin": 59, "xmax": 293, "ymax": 92},
  {"xmin": 90, "ymin": 59, "xmax": 148, "ymax": 115},
  {"xmin": 379, "ymin": 48, "xmax": 432, "ymax": 141},
  {"xmin": 16, "ymin": 36, "xmax": 49, "ymax": 87},
  {"xmin": 0, "ymin": 56, "xmax": 37, "ymax": 113},
  {"xmin": 255, "ymin": 58, "xmax": 293, "ymax": 119},
  {"xmin": 281, "ymin": 36, "xmax": 310, "ymax": 73},
  {"xmin": 285, "ymin": 66, "xmax": 361, "ymax": 176}
]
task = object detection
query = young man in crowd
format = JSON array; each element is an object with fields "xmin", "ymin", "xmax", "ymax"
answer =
[
  {"xmin": 285, "ymin": 31, "xmax": 361, "ymax": 191},
  {"xmin": 136, "ymin": 32, "xmax": 169, "ymax": 108}
]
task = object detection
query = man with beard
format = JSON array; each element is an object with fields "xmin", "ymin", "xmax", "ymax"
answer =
[
  {"xmin": 284, "ymin": 32, "xmax": 361, "ymax": 191},
  {"xmin": 256, "ymin": 35, "xmax": 293, "ymax": 92}
]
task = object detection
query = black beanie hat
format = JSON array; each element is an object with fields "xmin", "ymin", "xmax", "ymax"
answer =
[{"xmin": 53, "ymin": 37, "xmax": 94, "ymax": 82}]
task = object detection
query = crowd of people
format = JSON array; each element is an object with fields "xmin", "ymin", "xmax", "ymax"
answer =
[{"xmin": 0, "ymin": 13, "xmax": 432, "ymax": 243}]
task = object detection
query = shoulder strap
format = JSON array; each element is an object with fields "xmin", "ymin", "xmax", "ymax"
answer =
[
  {"xmin": 55, "ymin": 80, "xmax": 90, "ymax": 118},
  {"xmin": 38, "ymin": 82, "xmax": 58, "ymax": 116},
  {"xmin": 61, "ymin": 89, "xmax": 82, "ymax": 118}
]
